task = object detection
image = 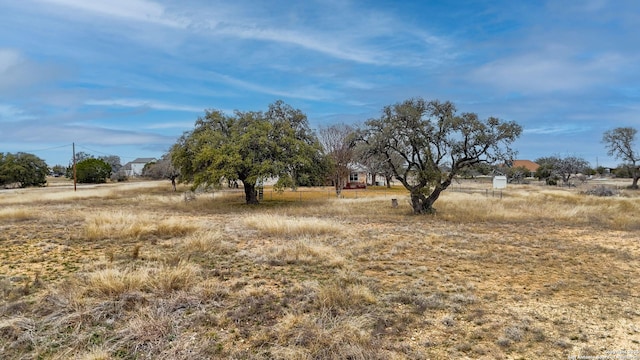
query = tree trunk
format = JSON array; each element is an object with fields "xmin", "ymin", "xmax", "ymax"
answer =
[
  {"xmin": 170, "ymin": 176, "xmax": 177, "ymax": 191},
  {"xmin": 631, "ymin": 175, "xmax": 639, "ymax": 189},
  {"xmin": 409, "ymin": 192, "xmax": 436, "ymax": 214},
  {"xmin": 385, "ymin": 174, "xmax": 392, "ymax": 188},
  {"xmin": 334, "ymin": 174, "xmax": 344, "ymax": 197},
  {"xmin": 243, "ymin": 182, "xmax": 259, "ymax": 204},
  {"xmin": 410, "ymin": 183, "xmax": 448, "ymax": 214}
]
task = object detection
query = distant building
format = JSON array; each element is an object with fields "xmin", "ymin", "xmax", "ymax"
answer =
[
  {"xmin": 122, "ymin": 158, "xmax": 156, "ymax": 177},
  {"xmin": 511, "ymin": 160, "xmax": 540, "ymax": 177},
  {"xmin": 343, "ymin": 163, "xmax": 391, "ymax": 188}
]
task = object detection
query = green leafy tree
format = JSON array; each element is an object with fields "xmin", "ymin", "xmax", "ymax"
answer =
[
  {"xmin": 534, "ymin": 156, "xmax": 556, "ymax": 181},
  {"xmin": 602, "ymin": 127, "xmax": 639, "ymax": 189},
  {"xmin": 265, "ymin": 101, "xmax": 325, "ymax": 190},
  {"xmin": 360, "ymin": 98, "xmax": 522, "ymax": 214},
  {"xmin": 293, "ymin": 153, "xmax": 332, "ymax": 187},
  {"xmin": 171, "ymin": 101, "xmax": 323, "ymax": 204},
  {"xmin": 66, "ymin": 151, "xmax": 94, "ymax": 178},
  {"xmin": 76, "ymin": 158, "xmax": 112, "ymax": 183},
  {"xmin": 0, "ymin": 152, "xmax": 48, "ymax": 188}
]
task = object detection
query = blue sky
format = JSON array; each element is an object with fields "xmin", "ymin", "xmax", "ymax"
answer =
[{"xmin": 1, "ymin": 0, "xmax": 639, "ymax": 168}]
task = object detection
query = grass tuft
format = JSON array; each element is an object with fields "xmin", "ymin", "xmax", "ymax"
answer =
[
  {"xmin": 243, "ymin": 213, "xmax": 343, "ymax": 237},
  {"xmin": 81, "ymin": 210, "xmax": 198, "ymax": 240},
  {"xmin": 0, "ymin": 206, "xmax": 37, "ymax": 221},
  {"xmin": 253, "ymin": 238, "xmax": 345, "ymax": 267}
]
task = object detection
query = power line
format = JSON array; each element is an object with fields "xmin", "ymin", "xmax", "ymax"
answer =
[
  {"xmin": 5, "ymin": 143, "xmax": 159, "ymax": 163},
  {"xmin": 75, "ymin": 144, "xmax": 146, "ymax": 161},
  {"xmin": 11, "ymin": 144, "xmax": 72, "ymax": 153},
  {"xmin": 75, "ymin": 144, "xmax": 116, "ymax": 157}
]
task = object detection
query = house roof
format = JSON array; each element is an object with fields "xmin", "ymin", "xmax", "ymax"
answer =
[
  {"xmin": 348, "ymin": 163, "xmax": 368, "ymax": 172},
  {"xmin": 512, "ymin": 160, "xmax": 540, "ymax": 172},
  {"xmin": 131, "ymin": 158, "xmax": 156, "ymax": 164}
]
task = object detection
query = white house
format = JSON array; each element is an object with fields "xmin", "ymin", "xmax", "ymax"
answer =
[
  {"xmin": 345, "ymin": 163, "xmax": 390, "ymax": 188},
  {"xmin": 122, "ymin": 158, "xmax": 156, "ymax": 177}
]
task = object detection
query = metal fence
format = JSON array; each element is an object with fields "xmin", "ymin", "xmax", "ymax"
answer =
[
  {"xmin": 198, "ymin": 185, "xmax": 506, "ymax": 203},
  {"xmin": 197, "ymin": 187, "xmax": 404, "ymax": 202},
  {"xmin": 447, "ymin": 185, "xmax": 504, "ymax": 198}
]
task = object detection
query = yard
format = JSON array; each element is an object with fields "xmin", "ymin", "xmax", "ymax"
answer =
[{"xmin": 0, "ymin": 178, "xmax": 638, "ymax": 359}]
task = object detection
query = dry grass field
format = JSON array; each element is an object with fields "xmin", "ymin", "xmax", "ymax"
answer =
[{"xmin": 1, "ymin": 177, "xmax": 639, "ymax": 359}]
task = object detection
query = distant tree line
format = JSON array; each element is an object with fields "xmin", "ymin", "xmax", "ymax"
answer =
[{"xmin": 3, "ymin": 107, "xmax": 638, "ymax": 198}]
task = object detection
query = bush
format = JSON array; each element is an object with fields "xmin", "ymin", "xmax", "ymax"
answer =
[
  {"xmin": 0, "ymin": 152, "xmax": 48, "ymax": 188},
  {"xmin": 76, "ymin": 158, "xmax": 112, "ymax": 183},
  {"xmin": 110, "ymin": 170, "xmax": 128, "ymax": 182},
  {"xmin": 582, "ymin": 185, "xmax": 618, "ymax": 197}
]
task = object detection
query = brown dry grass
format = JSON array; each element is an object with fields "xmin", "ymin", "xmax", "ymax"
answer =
[{"xmin": 0, "ymin": 178, "xmax": 639, "ymax": 359}]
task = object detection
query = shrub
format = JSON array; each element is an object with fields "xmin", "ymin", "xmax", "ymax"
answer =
[
  {"xmin": 582, "ymin": 185, "xmax": 618, "ymax": 197},
  {"xmin": 0, "ymin": 152, "xmax": 48, "ymax": 188},
  {"xmin": 76, "ymin": 158, "xmax": 112, "ymax": 183}
]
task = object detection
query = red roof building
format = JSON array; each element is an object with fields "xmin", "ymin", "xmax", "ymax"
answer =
[{"xmin": 511, "ymin": 160, "xmax": 540, "ymax": 173}]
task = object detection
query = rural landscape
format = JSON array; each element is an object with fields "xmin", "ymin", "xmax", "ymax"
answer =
[
  {"xmin": 1, "ymin": 176, "xmax": 638, "ymax": 359},
  {"xmin": 2, "ymin": 2, "xmax": 640, "ymax": 358}
]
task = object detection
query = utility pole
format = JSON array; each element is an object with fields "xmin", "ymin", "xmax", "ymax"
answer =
[{"xmin": 73, "ymin": 142, "xmax": 77, "ymax": 191}]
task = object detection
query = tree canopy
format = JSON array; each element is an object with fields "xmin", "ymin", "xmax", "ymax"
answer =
[
  {"xmin": 535, "ymin": 155, "xmax": 590, "ymax": 185},
  {"xmin": 171, "ymin": 101, "xmax": 325, "ymax": 204},
  {"xmin": 76, "ymin": 158, "xmax": 112, "ymax": 183},
  {"xmin": 602, "ymin": 127, "xmax": 639, "ymax": 189},
  {"xmin": 0, "ymin": 152, "xmax": 48, "ymax": 188},
  {"xmin": 360, "ymin": 98, "xmax": 522, "ymax": 214}
]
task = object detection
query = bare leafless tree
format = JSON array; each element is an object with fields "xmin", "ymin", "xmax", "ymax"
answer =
[
  {"xmin": 143, "ymin": 154, "xmax": 179, "ymax": 191},
  {"xmin": 318, "ymin": 124, "xmax": 356, "ymax": 197},
  {"xmin": 602, "ymin": 127, "xmax": 639, "ymax": 189}
]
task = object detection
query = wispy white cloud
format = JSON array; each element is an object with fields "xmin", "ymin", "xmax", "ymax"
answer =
[
  {"xmin": 0, "ymin": 48, "xmax": 62, "ymax": 94},
  {"xmin": 471, "ymin": 50, "xmax": 628, "ymax": 94},
  {"xmin": 343, "ymin": 79, "xmax": 376, "ymax": 90},
  {"xmin": 143, "ymin": 121, "xmax": 197, "ymax": 130},
  {"xmin": 85, "ymin": 99, "xmax": 204, "ymax": 113},
  {"xmin": 524, "ymin": 124, "xmax": 591, "ymax": 135},
  {"xmin": 23, "ymin": 0, "xmax": 453, "ymax": 68},
  {"xmin": 0, "ymin": 48, "xmax": 21, "ymax": 73},
  {"xmin": 0, "ymin": 104, "xmax": 34, "ymax": 121},
  {"xmin": 180, "ymin": 1, "xmax": 454, "ymax": 67},
  {"xmin": 0, "ymin": 121, "xmax": 172, "ymax": 145},
  {"xmin": 213, "ymin": 24, "xmax": 385, "ymax": 65},
  {"xmin": 35, "ymin": 0, "xmax": 188, "ymax": 28},
  {"xmin": 208, "ymin": 72, "xmax": 337, "ymax": 101}
]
